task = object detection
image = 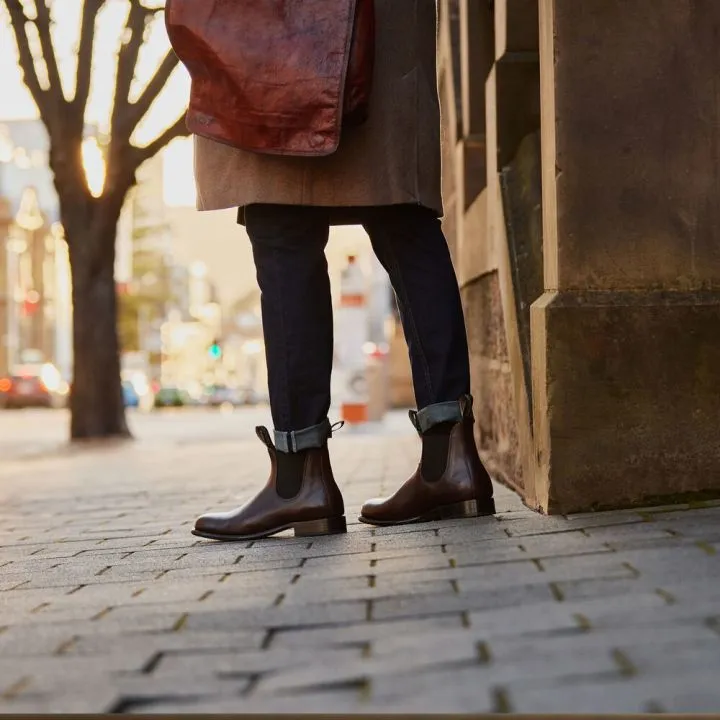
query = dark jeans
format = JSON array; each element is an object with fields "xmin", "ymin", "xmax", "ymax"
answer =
[{"xmin": 245, "ymin": 203, "xmax": 471, "ymax": 432}]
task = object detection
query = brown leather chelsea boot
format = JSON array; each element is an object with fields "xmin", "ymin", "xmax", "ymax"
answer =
[
  {"xmin": 193, "ymin": 423, "xmax": 346, "ymax": 541},
  {"xmin": 359, "ymin": 395, "xmax": 495, "ymax": 526}
]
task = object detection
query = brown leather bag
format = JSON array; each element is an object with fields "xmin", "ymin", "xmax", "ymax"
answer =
[{"xmin": 165, "ymin": 0, "xmax": 375, "ymax": 157}]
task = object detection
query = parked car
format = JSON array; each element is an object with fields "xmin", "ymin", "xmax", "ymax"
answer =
[
  {"xmin": 153, "ymin": 386, "xmax": 190, "ymax": 408},
  {"xmin": 122, "ymin": 381, "xmax": 140, "ymax": 408},
  {"xmin": 239, "ymin": 388, "xmax": 261, "ymax": 406},
  {"xmin": 203, "ymin": 385, "xmax": 238, "ymax": 408},
  {"xmin": 0, "ymin": 364, "xmax": 67, "ymax": 409}
]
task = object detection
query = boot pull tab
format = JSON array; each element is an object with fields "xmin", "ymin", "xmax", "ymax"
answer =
[
  {"xmin": 408, "ymin": 410, "xmax": 421, "ymax": 434},
  {"xmin": 255, "ymin": 426, "xmax": 274, "ymax": 450},
  {"xmin": 330, "ymin": 421, "xmax": 345, "ymax": 436},
  {"xmin": 459, "ymin": 394, "xmax": 475, "ymax": 421}
]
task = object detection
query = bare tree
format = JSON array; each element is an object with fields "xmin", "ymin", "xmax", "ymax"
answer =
[{"xmin": 2, "ymin": 0, "xmax": 188, "ymax": 439}]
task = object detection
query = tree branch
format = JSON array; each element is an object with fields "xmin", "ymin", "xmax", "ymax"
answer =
[
  {"xmin": 3, "ymin": 0, "xmax": 48, "ymax": 115},
  {"xmin": 33, "ymin": 0, "xmax": 65, "ymax": 100},
  {"xmin": 111, "ymin": 1, "xmax": 163, "ymax": 139},
  {"xmin": 72, "ymin": 0, "xmax": 105, "ymax": 125},
  {"xmin": 128, "ymin": 50, "xmax": 178, "ymax": 127},
  {"xmin": 131, "ymin": 114, "xmax": 189, "ymax": 169}
]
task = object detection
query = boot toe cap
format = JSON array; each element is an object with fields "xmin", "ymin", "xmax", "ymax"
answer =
[
  {"xmin": 194, "ymin": 511, "xmax": 232, "ymax": 534},
  {"xmin": 359, "ymin": 497, "xmax": 390, "ymax": 522}
]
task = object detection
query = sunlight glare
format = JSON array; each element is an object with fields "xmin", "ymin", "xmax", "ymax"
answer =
[{"xmin": 81, "ymin": 137, "xmax": 106, "ymax": 198}]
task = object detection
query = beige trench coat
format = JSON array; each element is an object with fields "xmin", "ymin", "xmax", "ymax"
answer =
[{"xmin": 193, "ymin": 0, "xmax": 443, "ymax": 221}]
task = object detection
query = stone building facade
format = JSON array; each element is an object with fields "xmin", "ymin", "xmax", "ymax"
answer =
[{"xmin": 438, "ymin": 0, "xmax": 720, "ymax": 513}]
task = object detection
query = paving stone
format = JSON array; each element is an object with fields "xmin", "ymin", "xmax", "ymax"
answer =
[
  {"xmin": 109, "ymin": 577, "xmax": 230, "ymax": 604},
  {"xmin": 296, "ymin": 553, "xmax": 449, "ymax": 581},
  {"xmin": 368, "ymin": 627, "xmax": 619, "ymax": 688},
  {"xmin": 21, "ymin": 569, "xmax": 161, "ymax": 589},
  {"xmin": 0, "ymin": 686, "xmax": 122, "ymax": 713},
  {"xmin": 0, "ymin": 652, "xmax": 154, "ymax": 683},
  {"xmin": 618, "ymin": 546, "xmax": 720, "ymax": 578},
  {"xmin": 298, "ymin": 556, "xmax": 453, "ymax": 582},
  {"xmin": 553, "ymin": 576, "xmax": 647, "ymax": 601},
  {"xmin": 467, "ymin": 601, "xmax": 580, "ymax": 638},
  {"xmin": 507, "ymin": 529, "xmax": 613, "ymax": 553},
  {"xmin": 503, "ymin": 513, "xmax": 645, "ymax": 537},
  {"xmin": 507, "ymin": 670, "xmax": 720, "ymax": 713},
  {"xmin": 621, "ymin": 639, "xmax": 720, "ymax": 675},
  {"xmin": 272, "ymin": 615, "xmax": 463, "ymax": 649},
  {"xmin": 449, "ymin": 545, "xmax": 533, "ymax": 566},
  {"xmin": 534, "ymin": 554, "xmax": 638, "ymax": 582},
  {"xmin": 598, "ymin": 535, "xmax": 694, "ymax": 552},
  {"xmin": 152, "ymin": 646, "xmax": 364, "ymax": 680},
  {"xmin": 581, "ymin": 599, "xmax": 720, "ymax": 630},
  {"xmin": 74, "ymin": 630, "xmax": 266, "ymax": 658},
  {"xmin": 487, "ymin": 624, "xmax": 719, "ymax": 663},
  {"xmin": 369, "ymin": 522, "xmax": 448, "ymax": 537},
  {"xmin": 0, "ymin": 624, "xmax": 86, "ymax": 657},
  {"xmin": 3, "ymin": 610, "xmax": 190, "ymax": 635},
  {"xmin": 128, "ymin": 689, "xmax": 365, "ymax": 714},
  {"xmin": 184, "ymin": 600, "xmax": 369, "ymax": 631},
  {"xmin": 367, "ymin": 665, "xmax": 496, "ymax": 711},
  {"xmin": 164, "ymin": 557, "xmax": 303, "ymax": 579},
  {"xmin": 372, "ymin": 584, "xmax": 555, "ymax": 621}
]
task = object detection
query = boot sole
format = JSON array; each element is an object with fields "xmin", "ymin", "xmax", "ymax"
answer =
[
  {"xmin": 358, "ymin": 498, "xmax": 496, "ymax": 527},
  {"xmin": 191, "ymin": 515, "xmax": 347, "ymax": 542}
]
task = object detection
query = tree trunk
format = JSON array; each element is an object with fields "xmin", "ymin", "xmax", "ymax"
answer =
[{"xmin": 67, "ymin": 209, "xmax": 130, "ymax": 441}]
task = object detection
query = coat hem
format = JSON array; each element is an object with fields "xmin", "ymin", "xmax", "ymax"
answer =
[{"xmin": 233, "ymin": 200, "xmax": 443, "ymax": 226}]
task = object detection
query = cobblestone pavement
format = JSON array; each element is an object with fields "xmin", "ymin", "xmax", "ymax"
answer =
[{"xmin": 1, "ymin": 410, "xmax": 720, "ymax": 713}]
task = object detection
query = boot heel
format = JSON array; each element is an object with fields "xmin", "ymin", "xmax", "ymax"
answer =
[
  {"xmin": 439, "ymin": 498, "xmax": 496, "ymax": 520},
  {"xmin": 293, "ymin": 516, "xmax": 347, "ymax": 537}
]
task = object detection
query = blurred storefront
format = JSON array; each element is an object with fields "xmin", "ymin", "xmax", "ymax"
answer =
[
  {"xmin": 0, "ymin": 121, "xmax": 73, "ymax": 381},
  {"xmin": 0, "ymin": 189, "xmax": 72, "ymax": 380}
]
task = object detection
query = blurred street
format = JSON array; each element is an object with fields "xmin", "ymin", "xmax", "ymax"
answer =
[
  {"xmin": 0, "ymin": 406, "xmax": 274, "ymax": 463},
  {"xmin": 0, "ymin": 405, "xmax": 411, "ymax": 463},
  {"xmin": 1, "ymin": 407, "xmax": 720, "ymax": 713}
]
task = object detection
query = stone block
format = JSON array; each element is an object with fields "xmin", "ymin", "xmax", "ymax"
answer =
[
  {"xmin": 463, "ymin": 272, "xmax": 508, "ymax": 360},
  {"xmin": 456, "ymin": 189, "xmax": 494, "ymax": 288},
  {"xmin": 531, "ymin": 291, "xmax": 720, "ymax": 512},
  {"xmin": 463, "ymin": 272, "xmax": 524, "ymax": 493},
  {"xmin": 500, "ymin": 130, "xmax": 544, "ymax": 411},
  {"xmin": 495, "ymin": 0, "xmax": 540, "ymax": 57},
  {"xmin": 487, "ymin": 56, "xmax": 541, "ymax": 171},
  {"xmin": 547, "ymin": 0, "xmax": 720, "ymax": 291}
]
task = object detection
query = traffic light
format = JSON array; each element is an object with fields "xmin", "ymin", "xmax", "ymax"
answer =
[{"xmin": 208, "ymin": 341, "xmax": 222, "ymax": 360}]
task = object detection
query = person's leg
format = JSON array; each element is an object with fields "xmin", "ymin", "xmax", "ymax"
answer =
[
  {"xmin": 193, "ymin": 204, "xmax": 345, "ymax": 541},
  {"xmin": 248, "ymin": 204, "xmax": 334, "ymax": 433},
  {"xmin": 362, "ymin": 205, "xmax": 470, "ymax": 410},
  {"xmin": 359, "ymin": 204, "xmax": 494, "ymax": 526}
]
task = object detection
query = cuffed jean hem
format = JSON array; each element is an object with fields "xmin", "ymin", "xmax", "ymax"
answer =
[
  {"xmin": 412, "ymin": 395, "xmax": 474, "ymax": 434},
  {"xmin": 274, "ymin": 418, "xmax": 332, "ymax": 453}
]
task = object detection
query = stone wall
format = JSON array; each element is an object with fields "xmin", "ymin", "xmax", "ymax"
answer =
[
  {"xmin": 439, "ymin": 0, "xmax": 720, "ymax": 513},
  {"xmin": 438, "ymin": 0, "xmax": 539, "ymax": 504}
]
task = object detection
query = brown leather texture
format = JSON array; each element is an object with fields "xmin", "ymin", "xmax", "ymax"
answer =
[
  {"xmin": 165, "ymin": 0, "xmax": 375, "ymax": 157},
  {"xmin": 360, "ymin": 415, "xmax": 494, "ymax": 525},
  {"xmin": 194, "ymin": 435, "xmax": 345, "ymax": 540}
]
